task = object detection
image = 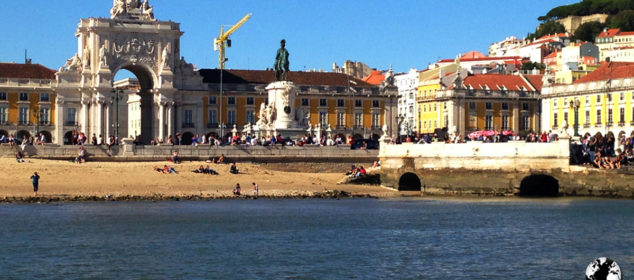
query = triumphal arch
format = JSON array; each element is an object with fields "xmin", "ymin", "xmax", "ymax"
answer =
[{"xmin": 54, "ymin": 0, "xmax": 203, "ymax": 144}]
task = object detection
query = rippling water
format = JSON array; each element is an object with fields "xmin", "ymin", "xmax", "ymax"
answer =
[{"xmin": 0, "ymin": 198, "xmax": 632, "ymax": 279}]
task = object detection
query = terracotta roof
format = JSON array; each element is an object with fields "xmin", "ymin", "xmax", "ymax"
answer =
[
  {"xmin": 598, "ymin": 28, "xmax": 620, "ymax": 38},
  {"xmin": 0, "ymin": 63, "xmax": 55, "ymax": 79},
  {"xmin": 461, "ymin": 51, "xmax": 487, "ymax": 59},
  {"xmin": 198, "ymin": 69, "xmax": 374, "ymax": 87},
  {"xmin": 437, "ymin": 56, "xmax": 521, "ymax": 63},
  {"xmin": 537, "ymin": 33, "xmax": 569, "ymax": 40},
  {"xmin": 362, "ymin": 70, "xmax": 385, "ymax": 85},
  {"xmin": 544, "ymin": 52, "xmax": 558, "ymax": 59},
  {"xmin": 524, "ymin": 75, "xmax": 543, "ymax": 92},
  {"xmin": 462, "ymin": 74, "xmax": 538, "ymax": 92},
  {"xmin": 619, "ymin": 31, "xmax": 634, "ymax": 36},
  {"xmin": 573, "ymin": 62, "xmax": 634, "ymax": 84}
]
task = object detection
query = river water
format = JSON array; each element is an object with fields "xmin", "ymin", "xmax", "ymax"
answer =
[{"xmin": 0, "ymin": 198, "xmax": 632, "ymax": 279}]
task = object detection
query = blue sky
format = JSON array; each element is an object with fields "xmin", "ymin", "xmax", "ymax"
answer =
[{"xmin": 0, "ymin": 0, "xmax": 577, "ymax": 75}]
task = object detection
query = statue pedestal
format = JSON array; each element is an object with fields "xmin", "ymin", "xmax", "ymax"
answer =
[{"xmin": 266, "ymin": 81, "xmax": 298, "ymax": 130}]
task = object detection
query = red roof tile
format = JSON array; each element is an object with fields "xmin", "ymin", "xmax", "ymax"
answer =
[
  {"xmin": 598, "ymin": 28, "xmax": 620, "ymax": 38},
  {"xmin": 437, "ymin": 56, "xmax": 521, "ymax": 63},
  {"xmin": 198, "ymin": 69, "xmax": 374, "ymax": 87},
  {"xmin": 573, "ymin": 62, "xmax": 634, "ymax": 84},
  {"xmin": 462, "ymin": 74, "xmax": 537, "ymax": 92},
  {"xmin": 362, "ymin": 70, "xmax": 385, "ymax": 85},
  {"xmin": 0, "ymin": 63, "xmax": 55, "ymax": 79},
  {"xmin": 524, "ymin": 75, "xmax": 543, "ymax": 92},
  {"xmin": 461, "ymin": 51, "xmax": 487, "ymax": 59}
]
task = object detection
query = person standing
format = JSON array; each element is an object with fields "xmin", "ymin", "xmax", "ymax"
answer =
[
  {"xmin": 252, "ymin": 182, "xmax": 259, "ymax": 197},
  {"xmin": 30, "ymin": 172, "xmax": 40, "ymax": 196}
]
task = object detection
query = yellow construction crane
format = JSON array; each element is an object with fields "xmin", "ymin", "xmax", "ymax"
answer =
[{"xmin": 214, "ymin": 13, "xmax": 251, "ymax": 69}]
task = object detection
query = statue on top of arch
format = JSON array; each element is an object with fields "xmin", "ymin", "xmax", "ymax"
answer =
[{"xmin": 110, "ymin": 0, "xmax": 155, "ymax": 21}]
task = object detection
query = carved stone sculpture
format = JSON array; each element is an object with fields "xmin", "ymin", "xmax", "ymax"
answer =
[
  {"xmin": 274, "ymin": 39, "xmax": 289, "ymax": 81},
  {"xmin": 110, "ymin": 0, "xmax": 126, "ymax": 18}
]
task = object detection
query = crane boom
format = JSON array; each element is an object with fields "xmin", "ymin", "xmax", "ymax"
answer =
[{"xmin": 214, "ymin": 13, "xmax": 251, "ymax": 69}]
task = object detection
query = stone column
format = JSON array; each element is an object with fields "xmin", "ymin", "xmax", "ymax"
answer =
[
  {"xmin": 95, "ymin": 98, "xmax": 104, "ymax": 138},
  {"xmin": 105, "ymin": 102, "xmax": 110, "ymax": 138},
  {"xmin": 167, "ymin": 101, "xmax": 174, "ymax": 139},
  {"xmin": 513, "ymin": 101, "xmax": 520, "ymax": 132},
  {"xmin": 458, "ymin": 99, "xmax": 466, "ymax": 135},
  {"xmin": 81, "ymin": 96, "xmax": 90, "ymax": 133},
  {"xmin": 55, "ymin": 96, "xmax": 65, "ymax": 145},
  {"xmin": 158, "ymin": 100, "xmax": 165, "ymax": 142}
]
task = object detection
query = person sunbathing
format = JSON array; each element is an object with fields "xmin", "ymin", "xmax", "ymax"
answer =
[
  {"xmin": 217, "ymin": 154, "xmax": 225, "ymax": 164},
  {"xmin": 206, "ymin": 165, "xmax": 218, "ymax": 175},
  {"xmin": 154, "ymin": 166, "xmax": 165, "ymax": 173}
]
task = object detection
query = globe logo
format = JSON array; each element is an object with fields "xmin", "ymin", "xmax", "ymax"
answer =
[{"xmin": 585, "ymin": 257, "xmax": 621, "ymax": 280}]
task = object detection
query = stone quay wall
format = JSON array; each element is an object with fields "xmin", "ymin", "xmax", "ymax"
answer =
[
  {"xmin": 0, "ymin": 144, "xmax": 379, "ymax": 163},
  {"xmin": 379, "ymin": 139, "xmax": 634, "ymax": 198}
]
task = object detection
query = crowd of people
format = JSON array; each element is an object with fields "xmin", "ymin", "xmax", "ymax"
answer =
[
  {"xmin": 146, "ymin": 132, "xmax": 369, "ymax": 148},
  {"xmin": 0, "ymin": 133, "xmax": 48, "ymax": 147},
  {"xmin": 580, "ymin": 131, "xmax": 634, "ymax": 169}
]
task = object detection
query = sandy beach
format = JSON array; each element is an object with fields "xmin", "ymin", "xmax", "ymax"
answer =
[{"xmin": 0, "ymin": 158, "xmax": 398, "ymax": 201}]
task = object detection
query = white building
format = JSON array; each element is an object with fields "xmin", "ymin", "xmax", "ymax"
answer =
[{"xmin": 395, "ymin": 68, "xmax": 419, "ymax": 135}]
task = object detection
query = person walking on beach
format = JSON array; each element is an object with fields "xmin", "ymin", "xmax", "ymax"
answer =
[
  {"xmin": 252, "ymin": 182, "xmax": 259, "ymax": 197},
  {"xmin": 30, "ymin": 172, "xmax": 40, "ymax": 196}
]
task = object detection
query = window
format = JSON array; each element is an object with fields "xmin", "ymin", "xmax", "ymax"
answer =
[
  {"xmin": 301, "ymin": 98, "xmax": 309, "ymax": 106},
  {"xmin": 596, "ymin": 95, "xmax": 601, "ymax": 103},
  {"xmin": 502, "ymin": 115, "xmax": 509, "ymax": 130},
  {"xmin": 485, "ymin": 114, "xmax": 493, "ymax": 130},
  {"xmin": 585, "ymin": 110, "xmax": 590, "ymax": 125},
  {"xmin": 355, "ymin": 100, "xmax": 362, "ymax": 107},
  {"xmin": 372, "ymin": 100, "xmax": 380, "ymax": 108},
  {"xmin": 372, "ymin": 113, "xmax": 380, "ymax": 128},
  {"xmin": 319, "ymin": 112, "xmax": 328, "ymax": 125},
  {"xmin": 39, "ymin": 108, "xmax": 50, "ymax": 124},
  {"xmin": 320, "ymin": 99, "xmax": 327, "ymax": 107},
  {"xmin": 553, "ymin": 113, "xmax": 558, "ymax": 127},
  {"xmin": 596, "ymin": 109, "xmax": 602, "ymax": 124},
  {"xmin": 469, "ymin": 114, "xmax": 477, "ymax": 129},
  {"xmin": 208, "ymin": 109, "xmax": 217, "ymax": 125},
  {"xmin": 337, "ymin": 112, "xmax": 345, "ymax": 127},
  {"xmin": 607, "ymin": 94, "xmax": 612, "ymax": 102},
  {"xmin": 227, "ymin": 110, "xmax": 236, "ymax": 125},
  {"xmin": 620, "ymin": 93, "xmax": 624, "ymax": 101},
  {"xmin": 66, "ymin": 108, "xmax": 76, "ymax": 125},
  {"xmin": 208, "ymin": 96, "xmax": 217, "ymax": 105},
  {"xmin": 0, "ymin": 92, "xmax": 6, "ymax": 100},
  {"xmin": 0, "ymin": 107, "xmax": 7, "ymax": 124},
  {"xmin": 522, "ymin": 115, "xmax": 530, "ymax": 130},
  {"xmin": 337, "ymin": 99, "xmax": 344, "ymax": 107},
  {"xmin": 19, "ymin": 93, "xmax": 28, "ymax": 101},
  {"xmin": 619, "ymin": 108, "xmax": 625, "ymax": 124},
  {"xmin": 246, "ymin": 97, "xmax": 254, "ymax": 105},
  {"xmin": 485, "ymin": 102, "xmax": 492, "ymax": 110},
  {"xmin": 522, "ymin": 103, "xmax": 529, "ymax": 111},
  {"xmin": 564, "ymin": 112, "xmax": 568, "ymax": 124},
  {"xmin": 246, "ymin": 110, "xmax": 255, "ymax": 124},
  {"xmin": 19, "ymin": 107, "xmax": 29, "ymax": 124},
  {"xmin": 184, "ymin": 110, "xmax": 193, "ymax": 126},
  {"xmin": 608, "ymin": 108, "xmax": 613, "ymax": 125},
  {"xmin": 469, "ymin": 102, "xmax": 476, "ymax": 110},
  {"xmin": 227, "ymin": 97, "xmax": 235, "ymax": 105},
  {"xmin": 354, "ymin": 113, "xmax": 363, "ymax": 127},
  {"xmin": 40, "ymin": 93, "xmax": 50, "ymax": 102},
  {"xmin": 502, "ymin": 103, "xmax": 508, "ymax": 110}
]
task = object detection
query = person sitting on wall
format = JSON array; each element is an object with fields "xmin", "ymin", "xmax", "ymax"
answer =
[
  {"xmin": 171, "ymin": 151, "xmax": 181, "ymax": 164},
  {"xmin": 217, "ymin": 154, "xmax": 225, "ymax": 164},
  {"xmin": 15, "ymin": 151, "xmax": 24, "ymax": 163},
  {"xmin": 230, "ymin": 162, "xmax": 239, "ymax": 174},
  {"xmin": 345, "ymin": 165, "xmax": 356, "ymax": 176},
  {"xmin": 75, "ymin": 146, "xmax": 86, "ymax": 164}
]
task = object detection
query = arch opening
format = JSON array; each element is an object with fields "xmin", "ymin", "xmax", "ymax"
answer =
[
  {"xmin": 114, "ymin": 65, "xmax": 155, "ymax": 145},
  {"xmin": 519, "ymin": 174, "xmax": 559, "ymax": 197},
  {"xmin": 181, "ymin": 132, "xmax": 194, "ymax": 145},
  {"xmin": 38, "ymin": 131, "xmax": 52, "ymax": 143},
  {"xmin": 398, "ymin": 172, "xmax": 421, "ymax": 191},
  {"xmin": 16, "ymin": 130, "xmax": 31, "ymax": 143}
]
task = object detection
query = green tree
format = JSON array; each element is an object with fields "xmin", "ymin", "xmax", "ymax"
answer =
[
  {"xmin": 607, "ymin": 10, "xmax": 634, "ymax": 31},
  {"xmin": 527, "ymin": 21, "xmax": 566, "ymax": 40},
  {"xmin": 573, "ymin": 21, "xmax": 606, "ymax": 42},
  {"xmin": 521, "ymin": 62, "xmax": 546, "ymax": 71},
  {"xmin": 538, "ymin": 0, "xmax": 634, "ymax": 21}
]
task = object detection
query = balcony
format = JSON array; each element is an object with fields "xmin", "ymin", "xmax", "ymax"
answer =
[
  {"xmin": 336, "ymin": 125, "xmax": 347, "ymax": 130},
  {"xmin": 64, "ymin": 121, "xmax": 78, "ymax": 126},
  {"xmin": 371, "ymin": 126, "xmax": 381, "ymax": 130},
  {"xmin": 595, "ymin": 123, "xmax": 602, "ymax": 127},
  {"xmin": 182, "ymin": 123, "xmax": 195, "ymax": 128},
  {"xmin": 206, "ymin": 123, "xmax": 219, "ymax": 129},
  {"xmin": 583, "ymin": 123, "xmax": 590, "ymax": 128},
  {"xmin": 17, "ymin": 121, "xmax": 29, "ymax": 126},
  {"xmin": 39, "ymin": 121, "xmax": 51, "ymax": 126},
  {"xmin": 353, "ymin": 125, "xmax": 364, "ymax": 129},
  {"xmin": 618, "ymin": 122, "xmax": 625, "ymax": 126}
]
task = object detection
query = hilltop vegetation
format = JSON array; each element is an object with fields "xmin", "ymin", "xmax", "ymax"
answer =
[
  {"xmin": 538, "ymin": 0, "xmax": 634, "ymax": 21},
  {"xmin": 526, "ymin": 0, "xmax": 634, "ymax": 41}
]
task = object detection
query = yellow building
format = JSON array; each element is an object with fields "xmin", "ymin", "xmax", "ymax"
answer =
[
  {"xmin": 432, "ymin": 73, "xmax": 542, "ymax": 137},
  {"xmin": 0, "ymin": 63, "xmax": 56, "ymax": 142},
  {"xmin": 416, "ymin": 63, "xmax": 459, "ymax": 133},
  {"xmin": 198, "ymin": 69, "xmax": 398, "ymax": 141},
  {"xmin": 542, "ymin": 62, "xmax": 634, "ymax": 136}
]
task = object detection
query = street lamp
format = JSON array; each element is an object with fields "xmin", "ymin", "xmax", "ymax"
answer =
[
  {"xmin": 111, "ymin": 89, "xmax": 124, "ymax": 144},
  {"xmin": 569, "ymin": 99, "xmax": 580, "ymax": 137},
  {"xmin": 32, "ymin": 107, "xmax": 40, "ymax": 141}
]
